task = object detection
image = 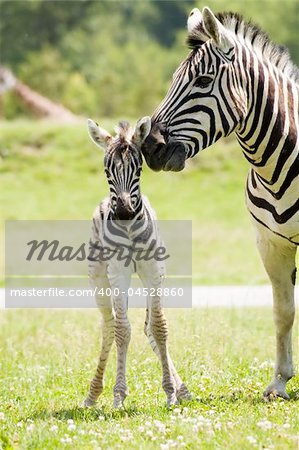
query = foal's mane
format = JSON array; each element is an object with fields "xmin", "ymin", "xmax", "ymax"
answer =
[
  {"xmin": 187, "ymin": 11, "xmax": 299, "ymax": 84},
  {"xmin": 115, "ymin": 121, "xmax": 131, "ymax": 142}
]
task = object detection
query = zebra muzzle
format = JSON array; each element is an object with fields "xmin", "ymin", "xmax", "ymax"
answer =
[
  {"xmin": 142, "ymin": 123, "xmax": 187, "ymax": 172},
  {"xmin": 163, "ymin": 141, "xmax": 187, "ymax": 172},
  {"xmin": 114, "ymin": 194, "xmax": 135, "ymax": 221}
]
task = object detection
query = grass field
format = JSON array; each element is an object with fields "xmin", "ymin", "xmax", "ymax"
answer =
[
  {"xmin": 1, "ymin": 120, "xmax": 298, "ymax": 448},
  {"xmin": 0, "ymin": 308, "xmax": 298, "ymax": 449},
  {"xmin": 0, "ymin": 119, "xmax": 269, "ymax": 285}
]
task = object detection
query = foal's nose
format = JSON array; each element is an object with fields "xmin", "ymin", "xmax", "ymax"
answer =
[{"xmin": 115, "ymin": 193, "xmax": 135, "ymax": 220}]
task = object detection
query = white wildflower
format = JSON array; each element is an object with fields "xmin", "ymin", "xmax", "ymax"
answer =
[
  {"xmin": 154, "ymin": 420, "xmax": 166, "ymax": 434},
  {"xmin": 257, "ymin": 419, "xmax": 272, "ymax": 430},
  {"xmin": 214, "ymin": 421, "xmax": 222, "ymax": 430},
  {"xmin": 50, "ymin": 425, "xmax": 58, "ymax": 432},
  {"xmin": 0, "ymin": 412, "xmax": 5, "ymax": 420},
  {"xmin": 60, "ymin": 437, "xmax": 72, "ymax": 443},
  {"xmin": 26, "ymin": 424, "xmax": 35, "ymax": 432},
  {"xmin": 259, "ymin": 361, "xmax": 273, "ymax": 369},
  {"xmin": 146, "ymin": 429, "xmax": 154, "ymax": 438},
  {"xmin": 160, "ymin": 444, "xmax": 169, "ymax": 450},
  {"xmin": 247, "ymin": 436, "xmax": 257, "ymax": 444}
]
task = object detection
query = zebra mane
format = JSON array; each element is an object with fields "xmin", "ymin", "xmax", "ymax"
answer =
[
  {"xmin": 187, "ymin": 11, "xmax": 299, "ymax": 84},
  {"xmin": 114, "ymin": 121, "xmax": 133, "ymax": 142}
]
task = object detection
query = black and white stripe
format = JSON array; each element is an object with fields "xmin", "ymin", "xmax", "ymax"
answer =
[
  {"xmin": 84, "ymin": 118, "xmax": 190, "ymax": 408},
  {"xmin": 145, "ymin": 7, "xmax": 298, "ymax": 400},
  {"xmin": 151, "ymin": 8, "xmax": 299, "ymax": 244}
]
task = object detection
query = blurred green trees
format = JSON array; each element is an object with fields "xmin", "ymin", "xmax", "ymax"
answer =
[{"xmin": 0, "ymin": 0, "xmax": 298, "ymax": 119}]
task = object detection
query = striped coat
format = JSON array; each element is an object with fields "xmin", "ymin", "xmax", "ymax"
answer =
[
  {"xmin": 142, "ymin": 7, "xmax": 298, "ymax": 400},
  {"xmin": 84, "ymin": 117, "xmax": 190, "ymax": 408}
]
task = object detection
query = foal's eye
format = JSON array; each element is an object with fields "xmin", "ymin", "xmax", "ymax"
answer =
[
  {"xmin": 104, "ymin": 169, "xmax": 110, "ymax": 177},
  {"xmin": 136, "ymin": 168, "xmax": 142, "ymax": 177},
  {"xmin": 194, "ymin": 76, "xmax": 213, "ymax": 88}
]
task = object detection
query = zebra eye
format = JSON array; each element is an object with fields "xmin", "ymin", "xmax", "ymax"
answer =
[
  {"xmin": 136, "ymin": 168, "xmax": 142, "ymax": 177},
  {"xmin": 104, "ymin": 169, "xmax": 110, "ymax": 177},
  {"xmin": 194, "ymin": 76, "xmax": 213, "ymax": 88}
]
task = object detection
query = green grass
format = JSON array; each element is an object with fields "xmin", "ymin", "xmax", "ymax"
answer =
[
  {"xmin": 1, "ymin": 120, "xmax": 298, "ymax": 448},
  {"xmin": 0, "ymin": 119, "xmax": 268, "ymax": 285},
  {"xmin": 0, "ymin": 308, "xmax": 298, "ymax": 449}
]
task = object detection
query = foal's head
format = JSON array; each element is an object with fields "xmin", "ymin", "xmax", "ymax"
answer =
[{"xmin": 87, "ymin": 117, "xmax": 151, "ymax": 220}]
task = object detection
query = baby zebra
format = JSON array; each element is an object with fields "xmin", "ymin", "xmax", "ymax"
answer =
[{"xmin": 84, "ymin": 117, "xmax": 190, "ymax": 408}]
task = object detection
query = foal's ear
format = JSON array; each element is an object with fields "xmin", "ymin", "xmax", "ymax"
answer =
[
  {"xmin": 132, "ymin": 116, "xmax": 151, "ymax": 146},
  {"xmin": 202, "ymin": 7, "xmax": 234, "ymax": 54},
  {"xmin": 87, "ymin": 119, "xmax": 112, "ymax": 151}
]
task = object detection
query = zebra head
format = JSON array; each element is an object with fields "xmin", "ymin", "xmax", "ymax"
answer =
[
  {"xmin": 143, "ymin": 7, "xmax": 247, "ymax": 172},
  {"xmin": 87, "ymin": 117, "xmax": 151, "ymax": 220}
]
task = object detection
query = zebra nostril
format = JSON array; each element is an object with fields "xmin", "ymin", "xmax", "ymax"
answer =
[{"xmin": 115, "ymin": 195, "xmax": 135, "ymax": 220}]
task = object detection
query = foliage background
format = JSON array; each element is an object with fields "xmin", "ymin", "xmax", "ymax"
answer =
[{"xmin": 0, "ymin": 0, "xmax": 298, "ymax": 119}]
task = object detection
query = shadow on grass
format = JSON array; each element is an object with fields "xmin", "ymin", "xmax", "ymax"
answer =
[
  {"xmin": 27, "ymin": 405, "xmax": 143, "ymax": 422},
  {"xmin": 23, "ymin": 389, "xmax": 299, "ymax": 423},
  {"xmin": 197, "ymin": 389, "xmax": 299, "ymax": 406}
]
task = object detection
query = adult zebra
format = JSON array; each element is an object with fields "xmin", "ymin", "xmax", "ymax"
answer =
[{"xmin": 142, "ymin": 7, "xmax": 299, "ymax": 400}]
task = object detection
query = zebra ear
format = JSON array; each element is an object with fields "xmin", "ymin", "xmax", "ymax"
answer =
[
  {"xmin": 87, "ymin": 119, "xmax": 112, "ymax": 151},
  {"xmin": 202, "ymin": 7, "xmax": 234, "ymax": 54},
  {"xmin": 187, "ymin": 8, "xmax": 209, "ymax": 44},
  {"xmin": 133, "ymin": 116, "xmax": 151, "ymax": 146}
]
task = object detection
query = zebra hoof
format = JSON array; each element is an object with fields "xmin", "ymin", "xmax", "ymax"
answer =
[
  {"xmin": 263, "ymin": 380, "xmax": 290, "ymax": 401},
  {"xmin": 113, "ymin": 393, "xmax": 126, "ymax": 409},
  {"xmin": 83, "ymin": 398, "xmax": 96, "ymax": 407},
  {"xmin": 263, "ymin": 389, "xmax": 290, "ymax": 401},
  {"xmin": 167, "ymin": 395, "xmax": 179, "ymax": 408},
  {"xmin": 176, "ymin": 384, "xmax": 192, "ymax": 402}
]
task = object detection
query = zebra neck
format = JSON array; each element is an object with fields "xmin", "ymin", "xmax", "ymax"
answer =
[
  {"xmin": 235, "ymin": 63, "xmax": 299, "ymax": 183},
  {"xmin": 133, "ymin": 196, "xmax": 146, "ymax": 221},
  {"xmin": 107, "ymin": 196, "xmax": 146, "ymax": 221}
]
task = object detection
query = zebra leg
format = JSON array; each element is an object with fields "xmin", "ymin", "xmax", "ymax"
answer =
[
  {"xmin": 84, "ymin": 278, "xmax": 115, "ymax": 407},
  {"xmin": 256, "ymin": 228, "xmax": 296, "ymax": 400},
  {"xmin": 147, "ymin": 297, "xmax": 178, "ymax": 406},
  {"xmin": 108, "ymin": 265, "xmax": 133, "ymax": 408},
  {"xmin": 112, "ymin": 293, "xmax": 131, "ymax": 408},
  {"xmin": 144, "ymin": 307, "xmax": 191, "ymax": 401}
]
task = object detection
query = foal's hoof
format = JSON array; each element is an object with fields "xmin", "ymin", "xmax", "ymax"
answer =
[
  {"xmin": 176, "ymin": 384, "xmax": 192, "ymax": 402},
  {"xmin": 167, "ymin": 395, "xmax": 179, "ymax": 408},
  {"xmin": 83, "ymin": 398, "xmax": 96, "ymax": 407},
  {"xmin": 263, "ymin": 381, "xmax": 290, "ymax": 401},
  {"xmin": 113, "ymin": 394, "xmax": 125, "ymax": 409}
]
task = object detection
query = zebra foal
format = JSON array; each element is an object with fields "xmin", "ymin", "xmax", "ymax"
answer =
[
  {"xmin": 142, "ymin": 7, "xmax": 299, "ymax": 400},
  {"xmin": 84, "ymin": 117, "xmax": 190, "ymax": 408}
]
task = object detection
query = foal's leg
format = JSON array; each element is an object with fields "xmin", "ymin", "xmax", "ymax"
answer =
[
  {"xmin": 256, "ymin": 227, "xmax": 296, "ymax": 399},
  {"xmin": 84, "ymin": 278, "xmax": 115, "ymax": 407},
  {"xmin": 144, "ymin": 307, "xmax": 191, "ymax": 401},
  {"xmin": 147, "ymin": 295, "xmax": 178, "ymax": 406},
  {"xmin": 108, "ymin": 265, "xmax": 132, "ymax": 408}
]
